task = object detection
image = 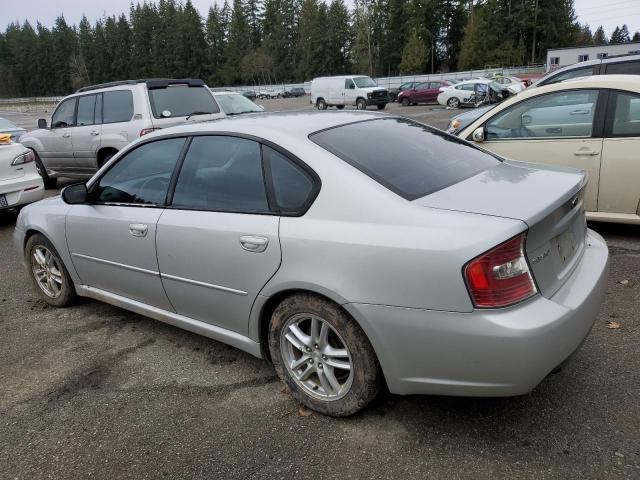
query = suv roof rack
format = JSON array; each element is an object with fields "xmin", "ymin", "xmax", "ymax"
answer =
[{"xmin": 76, "ymin": 78, "xmax": 205, "ymax": 93}]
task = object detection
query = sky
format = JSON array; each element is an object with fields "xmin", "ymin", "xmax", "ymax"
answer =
[{"xmin": 2, "ymin": 0, "xmax": 639, "ymax": 40}]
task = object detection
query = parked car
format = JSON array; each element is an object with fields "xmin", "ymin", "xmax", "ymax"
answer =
[
  {"xmin": 283, "ymin": 87, "xmax": 306, "ymax": 98},
  {"xmin": 213, "ymin": 91, "xmax": 264, "ymax": 116},
  {"xmin": 458, "ymin": 75, "xmax": 640, "ymax": 224},
  {"xmin": 533, "ymin": 53, "xmax": 640, "ymax": 87},
  {"xmin": 0, "ymin": 134, "xmax": 43, "ymax": 211},
  {"xmin": 15, "ymin": 111, "xmax": 608, "ymax": 416},
  {"xmin": 437, "ymin": 80, "xmax": 509, "ymax": 108},
  {"xmin": 388, "ymin": 81, "xmax": 421, "ymax": 102},
  {"xmin": 397, "ymin": 80, "xmax": 456, "ymax": 106},
  {"xmin": 258, "ymin": 89, "xmax": 282, "ymax": 99},
  {"xmin": 19, "ymin": 79, "xmax": 225, "ymax": 189},
  {"xmin": 311, "ymin": 75, "xmax": 389, "ymax": 110},
  {"xmin": 242, "ymin": 90, "xmax": 258, "ymax": 100},
  {"xmin": 492, "ymin": 75, "xmax": 526, "ymax": 93},
  {"xmin": 0, "ymin": 117, "xmax": 27, "ymax": 142}
]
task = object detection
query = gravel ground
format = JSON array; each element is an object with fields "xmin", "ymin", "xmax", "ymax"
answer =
[{"xmin": 1, "ymin": 98, "xmax": 639, "ymax": 480}]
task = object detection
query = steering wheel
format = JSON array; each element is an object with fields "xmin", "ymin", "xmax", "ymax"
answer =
[{"xmin": 138, "ymin": 177, "xmax": 169, "ymax": 204}]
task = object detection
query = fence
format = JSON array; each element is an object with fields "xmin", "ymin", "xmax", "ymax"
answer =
[{"xmin": 0, "ymin": 97, "xmax": 62, "ymax": 113}]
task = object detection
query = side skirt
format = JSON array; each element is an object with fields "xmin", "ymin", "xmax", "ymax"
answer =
[{"xmin": 76, "ymin": 285, "xmax": 263, "ymax": 358}]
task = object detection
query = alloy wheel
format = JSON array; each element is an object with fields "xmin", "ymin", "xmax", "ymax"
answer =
[
  {"xmin": 280, "ymin": 313, "xmax": 354, "ymax": 401},
  {"xmin": 30, "ymin": 245, "xmax": 63, "ymax": 298}
]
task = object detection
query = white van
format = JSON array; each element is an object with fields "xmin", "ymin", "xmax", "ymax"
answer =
[{"xmin": 310, "ymin": 76, "xmax": 389, "ymax": 110}]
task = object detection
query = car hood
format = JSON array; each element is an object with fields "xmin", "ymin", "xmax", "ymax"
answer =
[{"xmin": 448, "ymin": 105, "xmax": 495, "ymax": 133}]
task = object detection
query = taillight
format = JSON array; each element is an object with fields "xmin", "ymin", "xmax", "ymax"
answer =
[
  {"xmin": 139, "ymin": 128, "xmax": 160, "ymax": 137},
  {"xmin": 11, "ymin": 150, "xmax": 35, "ymax": 166},
  {"xmin": 464, "ymin": 233, "xmax": 537, "ymax": 308}
]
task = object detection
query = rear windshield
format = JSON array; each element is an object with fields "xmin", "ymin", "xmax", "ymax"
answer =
[
  {"xmin": 148, "ymin": 85, "xmax": 220, "ymax": 118},
  {"xmin": 310, "ymin": 118, "xmax": 500, "ymax": 200}
]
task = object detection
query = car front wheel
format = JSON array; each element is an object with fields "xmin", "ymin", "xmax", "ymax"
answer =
[
  {"xmin": 269, "ymin": 293, "xmax": 380, "ymax": 417},
  {"xmin": 26, "ymin": 233, "xmax": 76, "ymax": 307},
  {"xmin": 356, "ymin": 98, "xmax": 367, "ymax": 110}
]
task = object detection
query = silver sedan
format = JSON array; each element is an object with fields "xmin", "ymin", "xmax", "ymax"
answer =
[{"xmin": 14, "ymin": 112, "xmax": 609, "ymax": 416}]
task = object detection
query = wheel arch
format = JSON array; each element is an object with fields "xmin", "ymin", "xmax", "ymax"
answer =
[{"xmin": 96, "ymin": 146, "xmax": 118, "ymax": 168}]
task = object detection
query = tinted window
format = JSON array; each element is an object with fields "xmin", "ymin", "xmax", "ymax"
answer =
[
  {"xmin": 264, "ymin": 146, "xmax": 315, "ymax": 212},
  {"xmin": 345, "ymin": 79, "xmax": 355, "ymax": 89},
  {"xmin": 172, "ymin": 136, "xmax": 269, "ymax": 213},
  {"xmin": 148, "ymin": 85, "xmax": 219, "ymax": 118},
  {"xmin": 543, "ymin": 66, "xmax": 593, "ymax": 85},
  {"xmin": 611, "ymin": 92, "xmax": 640, "ymax": 137},
  {"xmin": 51, "ymin": 98, "xmax": 76, "ymax": 128},
  {"xmin": 94, "ymin": 138, "xmax": 184, "ymax": 205},
  {"xmin": 486, "ymin": 90, "xmax": 598, "ymax": 140},
  {"xmin": 103, "ymin": 90, "xmax": 134, "ymax": 124},
  {"xmin": 310, "ymin": 118, "xmax": 499, "ymax": 200},
  {"xmin": 604, "ymin": 60, "xmax": 640, "ymax": 75},
  {"xmin": 76, "ymin": 95, "xmax": 96, "ymax": 126}
]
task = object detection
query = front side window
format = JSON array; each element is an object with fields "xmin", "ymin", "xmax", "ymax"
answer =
[
  {"xmin": 148, "ymin": 85, "xmax": 219, "ymax": 118},
  {"xmin": 345, "ymin": 79, "xmax": 355, "ymax": 89},
  {"xmin": 93, "ymin": 138, "xmax": 185, "ymax": 205},
  {"xmin": 103, "ymin": 90, "xmax": 134, "ymax": 124},
  {"xmin": 310, "ymin": 118, "xmax": 499, "ymax": 200},
  {"xmin": 485, "ymin": 90, "xmax": 599, "ymax": 140},
  {"xmin": 542, "ymin": 66, "xmax": 593, "ymax": 85},
  {"xmin": 611, "ymin": 92, "xmax": 640, "ymax": 137},
  {"xmin": 76, "ymin": 95, "xmax": 96, "ymax": 126},
  {"xmin": 51, "ymin": 98, "xmax": 76, "ymax": 128},
  {"xmin": 263, "ymin": 146, "xmax": 315, "ymax": 213},
  {"xmin": 172, "ymin": 136, "xmax": 269, "ymax": 213}
]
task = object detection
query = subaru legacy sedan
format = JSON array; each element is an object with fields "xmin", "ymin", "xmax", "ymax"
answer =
[{"xmin": 14, "ymin": 112, "xmax": 608, "ymax": 416}]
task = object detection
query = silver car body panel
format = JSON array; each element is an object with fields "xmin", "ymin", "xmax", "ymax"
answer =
[{"xmin": 14, "ymin": 111, "xmax": 609, "ymax": 397}]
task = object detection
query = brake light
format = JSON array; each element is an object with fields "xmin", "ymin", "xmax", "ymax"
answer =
[
  {"xmin": 464, "ymin": 233, "xmax": 537, "ymax": 308},
  {"xmin": 139, "ymin": 128, "xmax": 160, "ymax": 137},
  {"xmin": 11, "ymin": 150, "xmax": 35, "ymax": 166}
]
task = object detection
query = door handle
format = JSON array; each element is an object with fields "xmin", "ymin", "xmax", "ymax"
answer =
[
  {"xmin": 129, "ymin": 223, "xmax": 148, "ymax": 237},
  {"xmin": 62, "ymin": 132, "xmax": 71, "ymax": 138},
  {"xmin": 570, "ymin": 110, "xmax": 590, "ymax": 115},
  {"xmin": 90, "ymin": 130, "xmax": 99, "ymax": 136},
  {"xmin": 239, "ymin": 235, "xmax": 268, "ymax": 253},
  {"xmin": 573, "ymin": 150, "xmax": 599, "ymax": 156}
]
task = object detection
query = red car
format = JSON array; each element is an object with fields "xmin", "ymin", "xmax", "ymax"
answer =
[{"xmin": 398, "ymin": 80, "xmax": 455, "ymax": 106}]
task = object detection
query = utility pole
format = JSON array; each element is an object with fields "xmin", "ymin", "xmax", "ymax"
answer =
[{"xmin": 531, "ymin": 0, "xmax": 539, "ymax": 64}]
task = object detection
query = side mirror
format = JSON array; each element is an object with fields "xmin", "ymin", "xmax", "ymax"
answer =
[
  {"xmin": 472, "ymin": 127, "xmax": 485, "ymax": 143},
  {"xmin": 61, "ymin": 183, "xmax": 88, "ymax": 204},
  {"xmin": 37, "ymin": 118, "xmax": 47, "ymax": 129}
]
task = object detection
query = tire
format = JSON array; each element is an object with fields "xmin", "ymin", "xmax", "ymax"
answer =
[
  {"xmin": 401, "ymin": 97, "xmax": 410, "ymax": 107},
  {"xmin": 98, "ymin": 150, "xmax": 116, "ymax": 168},
  {"xmin": 336, "ymin": 105, "xmax": 345, "ymax": 110},
  {"xmin": 377, "ymin": 104, "xmax": 386, "ymax": 110},
  {"xmin": 31, "ymin": 150, "xmax": 57, "ymax": 189},
  {"xmin": 316, "ymin": 98, "xmax": 327, "ymax": 110},
  {"xmin": 356, "ymin": 98, "xmax": 367, "ymax": 110},
  {"xmin": 25, "ymin": 233, "xmax": 76, "ymax": 307},
  {"xmin": 447, "ymin": 97, "xmax": 461, "ymax": 108},
  {"xmin": 269, "ymin": 293, "xmax": 381, "ymax": 417}
]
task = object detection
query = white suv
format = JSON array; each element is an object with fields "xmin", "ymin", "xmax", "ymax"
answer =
[{"xmin": 20, "ymin": 79, "xmax": 225, "ymax": 188}]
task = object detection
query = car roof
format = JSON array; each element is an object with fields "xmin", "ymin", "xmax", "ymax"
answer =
[
  {"xmin": 212, "ymin": 91, "xmax": 241, "ymax": 96},
  {"xmin": 149, "ymin": 111, "xmax": 384, "ymax": 139}
]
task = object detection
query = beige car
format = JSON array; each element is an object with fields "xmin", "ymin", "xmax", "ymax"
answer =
[{"xmin": 459, "ymin": 75, "xmax": 640, "ymax": 225}]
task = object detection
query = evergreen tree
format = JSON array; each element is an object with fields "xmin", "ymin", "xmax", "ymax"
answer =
[
  {"xmin": 593, "ymin": 26, "xmax": 608, "ymax": 45},
  {"xmin": 399, "ymin": 30, "xmax": 428, "ymax": 74},
  {"xmin": 352, "ymin": 0, "xmax": 374, "ymax": 75},
  {"xmin": 205, "ymin": 5, "xmax": 227, "ymax": 85},
  {"xmin": 576, "ymin": 24, "xmax": 593, "ymax": 45},
  {"xmin": 325, "ymin": 0, "xmax": 352, "ymax": 75},
  {"xmin": 610, "ymin": 24, "xmax": 630, "ymax": 43},
  {"xmin": 633, "ymin": 31, "xmax": 640, "ymax": 42},
  {"xmin": 222, "ymin": 0, "xmax": 251, "ymax": 84}
]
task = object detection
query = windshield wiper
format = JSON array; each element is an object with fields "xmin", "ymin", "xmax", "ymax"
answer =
[
  {"xmin": 185, "ymin": 111, "xmax": 213, "ymax": 120},
  {"xmin": 226, "ymin": 110, "xmax": 259, "ymax": 116}
]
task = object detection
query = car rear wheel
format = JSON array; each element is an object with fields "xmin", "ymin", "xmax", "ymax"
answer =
[
  {"xmin": 356, "ymin": 98, "xmax": 367, "ymax": 110},
  {"xmin": 31, "ymin": 150, "xmax": 57, "ymax": 189},
  {"xmin": 316, "ymin": 98, "xmax": 327, "ymax": 110},
  {"xmin": 26, "ymin": 233, "xmax": 76, "ymax": 307},
  {"xmin": 401, "ymin": 97, "xmax": 410, "ymax": 107},
  {"xmin": 447, "ymin": 97, "xmax": 461, "ymax": 108},
  {"xmin": 377, "ymin": 104, "xmax": 386, "ymax": 110},
  {"xmin": 269, "ymin": 293, "xmax": 380, "ymax": 417}
]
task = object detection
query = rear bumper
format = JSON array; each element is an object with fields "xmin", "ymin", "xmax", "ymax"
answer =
[
  {"xmin": 0, "ymin": 174, "xmax": 44, "ymax": 209},
  {"xmin": 346, "ymin": 229, "xmax": 609, "ymax": 396}
]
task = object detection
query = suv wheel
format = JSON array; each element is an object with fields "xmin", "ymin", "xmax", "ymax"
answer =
[
  {"xmin": 26, "ymin": 233, "xmax": 76, "ymax": 307},
  {"xmin": 32, "ymin": 150, "xmax": 57, "ymax": 189},
  {"xmin": 269, "ymin": 293, "xmax": 380, "ymax": 417},
  {"xmin": 356, "ymin": 98, "xmax": 367, "ymax": 110}
]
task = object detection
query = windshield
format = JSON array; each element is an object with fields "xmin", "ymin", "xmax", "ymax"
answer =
[
  {"xmin": 310, "ymin": 118, "xmax": 500, "ymax": 200},
  {"xmin": 0, "ymin": 118, "xmax": 17, "ymax": 129},
  {"xmin": 215, "ymin": 94, "xmax": 262, "ymax": 115},
  {"xmin": 353, "ymin": 76, "xmax": 377, "ymax": 88},
  {"xmin": 148, "ymin": 85, "xmax": 220, "ymax": 118}
]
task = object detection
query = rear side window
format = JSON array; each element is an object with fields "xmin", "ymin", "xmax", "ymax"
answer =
[
  {"xmin": 610, "ymin": 92, "xmax": 640, "ymax": 137},
  {"xmin": 94, "ymin": 138, "xmax": 184, "ymax": 205},
  {"xmin": 263, "ymin": 145, "xmax": 315, "ymax": 213},
  {"xmin": 604, "ymin": 60, "xmax": 640, "ymax": 75},
  {"xmin": 76, "ymin": 95, "xmax": 96, "ymax": 126},
  {"xmin": 172, "ymin": 136, "xmax": 269, "ymax": 213},
  {"xmin": 543, "ymin": 66, "xmax": 593, "ymax": 85},
  {"xmin": 148, "ymin": 85, "xmax": 219, "ymax": 118},
  {"xmin": 103, "ymin": 90, "xmax": 134, "ymax": 124},
  {"xmin": 310, "ymin": 118, "xmax": 499, "ymax": 200}
]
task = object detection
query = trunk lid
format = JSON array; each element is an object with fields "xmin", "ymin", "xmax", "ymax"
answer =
[{"xmin": 415, "ymin": 160, "xmax": 588, "ymax": 298}]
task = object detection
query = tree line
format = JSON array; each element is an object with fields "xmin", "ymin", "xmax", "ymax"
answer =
[{"xmin": 1, "ymin": 0, "xmax": 638, "ymax": 98}]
